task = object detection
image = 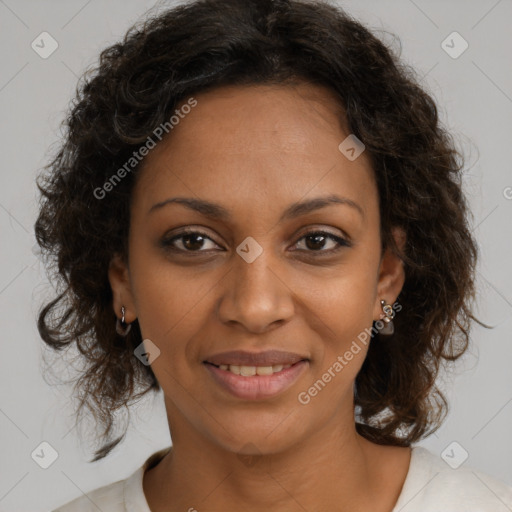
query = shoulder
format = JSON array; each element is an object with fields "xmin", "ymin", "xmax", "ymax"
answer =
[
  {"xmin": 52, "ymin": 480, "xmax": 125, "ymax": 512},
  {"xmin": 52, "ymin": 446, "xmax": 171, "ymax": 512},
  {"xmin": 51, "ymin": 474, "xmax": 128, "ymax": 512},
  {"xmin": 394, "ymin": 446, "xmax": 512, "ymax": 511}
]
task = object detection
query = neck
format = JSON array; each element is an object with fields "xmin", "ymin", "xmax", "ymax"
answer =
[{"xmin": 143, "ymin": 401, "xmax": 406, "ymax": 512}]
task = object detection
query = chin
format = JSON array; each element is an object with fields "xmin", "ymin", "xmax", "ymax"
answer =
[{"xmin": 204, "ymin": 408, "xmax": 310, "ymax": 457}]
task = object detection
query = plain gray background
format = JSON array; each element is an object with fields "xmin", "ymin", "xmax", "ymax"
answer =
[{"xmin": 0, "ymin": 0, "xmax": 511, "ymax": 510}]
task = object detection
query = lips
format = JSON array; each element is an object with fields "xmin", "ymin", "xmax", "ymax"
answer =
[
  {"xmin": 205, "ymin": 360, "xmax": 309, "ymax": 400},
  {"xmin": 204, "ymin": 349, "xmax": 308, "ymax": 367},
  {"xmin": 203, "ymin": 350, "xmax": 310, "ymax": 400}
]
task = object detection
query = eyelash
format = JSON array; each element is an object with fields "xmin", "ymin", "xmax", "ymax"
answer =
[{"xmin": 161, "ymin": 228, "xmax": 351, "ymax": 256}]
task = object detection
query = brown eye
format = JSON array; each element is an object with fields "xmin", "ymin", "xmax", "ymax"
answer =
[
  {"xmin": 160, "ymin": 228, "xmax": 350, "ymax": 256},
  {"xmin": 293, "ymin": 231, "xmax": 350, "ymax": 253},
  {"xmin": 161, "ymin": 230, "xmax": 221, "ymax": 252},
  {"xmin": 180, "ymin": 233, "xmax": 208, "ymax": 251}
]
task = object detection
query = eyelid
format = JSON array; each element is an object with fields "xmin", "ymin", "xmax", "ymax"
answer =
[
  {"xmin": 294, "ymin": 224, "xmax": 351, "ymax": 242},
  {"xmin": 290, "ymin": 230, "xmax": 351, "ymax": 253},
  {"xmin": 161, "ymin": 227, "xmax": 223, "ymax": 251},
  {"xmin": 161, "ymin": 225, "xmax": 351, "ymax": 255}
]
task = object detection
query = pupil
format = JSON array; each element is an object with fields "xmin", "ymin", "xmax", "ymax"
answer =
[
  {"xmin": 184, "ymin": 234, "xmax": 204, "ymax": 250},
  {"xmin": 306, "ymin": 234, "xmax": 325, "ymax": 250}
]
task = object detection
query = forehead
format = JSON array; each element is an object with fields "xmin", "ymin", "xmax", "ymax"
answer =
[{"xmin": 133, "ymin": 83, "xmax": 377, "ymax": 223}]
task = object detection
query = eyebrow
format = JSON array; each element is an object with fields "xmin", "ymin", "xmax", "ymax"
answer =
[{"xmin": 148, "ymin": 194, "xmax": 364, "ymax": 221}]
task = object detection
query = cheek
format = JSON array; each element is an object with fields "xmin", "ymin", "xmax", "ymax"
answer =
[
  {"xmin": 128, "ymin": 249, "xmax": 213, "ymax": 367},
  {"xmin": 135, "ymin": 281, "xmax": 210, "ymax": 360},
  {"xmin": 301, "ymin": 255, "xmax": 378, "ymax": 380}
]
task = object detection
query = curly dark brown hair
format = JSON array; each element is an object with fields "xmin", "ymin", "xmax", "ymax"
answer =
[{"xmin": 34, "ymin": 0, "xmax": 487, "ymax": 462}]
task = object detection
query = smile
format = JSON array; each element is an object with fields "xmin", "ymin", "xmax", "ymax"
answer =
[
  {"xmin": 203, "ymin": 359, "xmax": 309, "ymax": 400},
  {"xmin": 208, "ymin": 362, "xmax": 292, "ymax": 376}
]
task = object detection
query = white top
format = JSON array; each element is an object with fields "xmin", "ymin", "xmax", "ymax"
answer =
[{"xmin": 53, "ymin": 445, "xmax": 512, "ymax": 511}]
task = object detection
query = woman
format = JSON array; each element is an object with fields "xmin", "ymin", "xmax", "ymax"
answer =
[{"xmin": 35, "ymin": 0, "xmax": 512, "ymax": 510}]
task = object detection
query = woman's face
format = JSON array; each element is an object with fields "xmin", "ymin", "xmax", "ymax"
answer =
[{"xmin": 109, "ymin": 82, "xmax": 405, "ymax": 455}]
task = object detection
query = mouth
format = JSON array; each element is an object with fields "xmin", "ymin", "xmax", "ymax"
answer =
[
  {"xmin": 203, "ymin": 350, "xmax": 310, "ymax": 400},
  {"xmin": 205, "ymin": 361, "xmax": 297, "ymax": 376},
  {"xmin": 204, "ymin": 349, "xmax": 308, "ymax": 367}
]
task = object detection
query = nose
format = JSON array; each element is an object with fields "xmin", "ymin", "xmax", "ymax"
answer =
[{"xmin": 216, "ymin": 249, "xmax": 295, "ymax": 334}]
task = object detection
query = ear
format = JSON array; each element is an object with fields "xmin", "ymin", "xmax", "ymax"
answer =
[
  {"xmin": 108, "ymin": 253, "xmax": 137, "ymax": 323},
  {"xmin": 372, "ymin": 227, "xmax": 406, "ymax": 321}
]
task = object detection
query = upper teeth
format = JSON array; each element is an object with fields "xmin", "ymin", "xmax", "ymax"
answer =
[{"xmin": 218, "ymin": 364, "xmax": 292, "ymax": 376}]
